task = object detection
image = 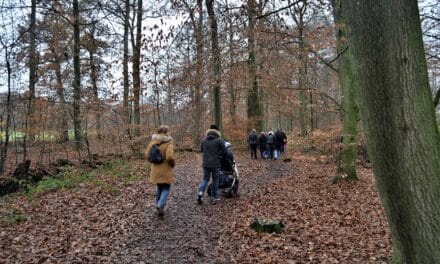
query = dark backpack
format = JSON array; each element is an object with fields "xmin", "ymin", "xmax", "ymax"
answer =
[
  {"xmin": 148, "ymin": 143, "xmax": 165, "ymax": 164},
  {"xmin": 267, "ymin": 134, "xmax": 274, "ymax": 144}
]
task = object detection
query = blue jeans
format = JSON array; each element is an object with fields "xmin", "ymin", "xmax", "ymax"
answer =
[
  {"xmin": 156, "ymin": 183, "xmax": 170, "ymax": 208},
  {"xmin": 198, "ymin": 167, "xmax": 220, "ymax": 199}
]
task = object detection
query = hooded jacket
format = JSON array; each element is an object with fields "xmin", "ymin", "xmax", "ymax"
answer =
[
  {"xmin": 145, "ymin": 133, "xmax": 175, "ymax": 184},
  {"xmin": 201, "ymin": 128, "xmax": 227, "ymax": 169}
]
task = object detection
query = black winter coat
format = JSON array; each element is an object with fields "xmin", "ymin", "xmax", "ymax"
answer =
[
  {"xmin": 248, "ymin": 132, "xmax": 258, "ymax": 145},
  {"xmin": 258, "ymin": 133, "xmax": 267, "ymax": 149},
  {"xmin": 201, "ymin": 129, "xmax": 227, "ymax": 169}
]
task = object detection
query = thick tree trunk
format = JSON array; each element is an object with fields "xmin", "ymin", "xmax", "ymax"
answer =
[
  {"xmin": 345, "ymin": 0, "xmax": 440, "ymax": 262},
  {"xmin": 123, "ymin": 0, "xmax": 130, "ymax": 136},
  {"xmin": 72, "ymin": 0, "xmax": 83, "ymax": 150},
  {"xmin": 332, "ymin": 0, "xmax": 358, "ymax": 181},
  {"xmin": 246, "ymin": 0, "xmax": 262, "ymax": 131},
  {"xmin": 132, "ymin": 0, "xmax": 142, "ymax": 137},
  {"xmin": 206, "ymin": 0, "xmax": 223, "ymax": 133}
]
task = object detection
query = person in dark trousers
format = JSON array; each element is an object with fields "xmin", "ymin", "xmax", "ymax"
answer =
[
  {"xmin": 267, "ymin": 131, "xmax": 275, "ymax": 159},
  {"xmin": 248, "ymin": 128, "xmax": 258, "ymax": 159},
  {"xmin": 197, "ymin": 125, "xmax": 227, "ymax": 205},
  {"xmin": 258, "ymin": 131, "xmax": 267, "ymax": 159},
  {"xmin": 274, "ymin": 129, "xmax": 285, "ymax": 159},
  {"xmin": 145, "ymin": 125, "xmax": 175, "ymax": 217}
]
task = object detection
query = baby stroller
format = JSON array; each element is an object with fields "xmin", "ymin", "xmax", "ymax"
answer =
[{"xmin": 207, "ymin": 142, "xmax": 240, "ymax": 198}]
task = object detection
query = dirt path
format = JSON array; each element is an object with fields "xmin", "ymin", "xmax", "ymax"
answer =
[
  {"xmin": 1, "ymin": 151, "xmax": 390, "ymax": 263},
  {"xmin": 113, "ymin": 153, "xmax": 293, "ymax": 263}
]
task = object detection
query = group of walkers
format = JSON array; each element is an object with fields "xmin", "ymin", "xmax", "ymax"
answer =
[
  {"xmin": 145, "ymin": 124, "xmax": 233, "ymax": 217},
  {"xmin": 248, "ymin": 128, "xmax": 287, "ymax": 160}
]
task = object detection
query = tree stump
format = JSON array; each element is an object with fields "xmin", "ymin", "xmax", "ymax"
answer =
[{"xmin": 250, "ymin": 218, "xmax": 285, "ymax": 234}]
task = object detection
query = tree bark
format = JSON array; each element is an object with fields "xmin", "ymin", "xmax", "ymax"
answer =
[
  {"xmin": 226, "ymin": 0, "xmax": 238, "ymax": 125},
  {"xmin": 332, "ymin": 0, "xmax": 359, "ymax": 181},
  {"xmin": 54, "ymin": 57, "xmax": 69, "ymax": 143},
  {"xmin": 206, "ymin": 0, "xmax": 223, "ymax": 133},
  {"xmin": 27, "ymin": 0, "xmax": 37, "ymax": 142},
  {"xmin": 246, "ymin": 0, "xmax": 263, "ymax": 131},
  {"xmin": 132, "ymin": 0, "xmax": 142, "ymax": 137},
  {"xmin": 345, "ymin": 0, "xmax": 440, "ymax": 262},
  {"xmin": 88, "ymin": 36, "xmax": 102, "ymax": 140},
  {"xmin": 186, "ymin": 0, "xmax": 204, "ymax": 146},
  {"xmin": 290, "ymin": 0, "xmax": 309, "ymax": 136},
  {"xmin": 123, "ymin": 0, "xmax": 130, "ymax": 136},
  {"xmin": 72, "ymin": 0, "xmax": 83, "ymax": 150},
  {"xmin": 0, "ymin": 48, "xmax": 12, "ymax": 173}
]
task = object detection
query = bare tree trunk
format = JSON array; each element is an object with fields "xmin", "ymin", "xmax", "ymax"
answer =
[
  {"xmin": 123, "ymin": 0, "xmax": 131, "ymax": 136},
  {"xmin": 226, "ymin": 0, "xmax": 237, "ymax": 124},
  {"xmin": 54, "ymin": 58, "xmax": 69, "ymax": 142},
  {"xmin": 332, "ymin": 0, "xmax": 359, "ymax": 181},
  {"xmin": 89, "ymin": 43, "xmax": 102, "ymax": 140},
  {"xmin": 27, "ymin": 0, "xmax": 37, "ymax": 142},
  {"xmin": 72, "ymin": 0, "xmax": 83, "ymax": 150},
  {"xmin": 206, "ymin": 0, "xmax": 223, "ymax": 133},
  {"xmin": 246, "ymin": 0, "xmax": 262, "ymax": 131},
  {"xmin": 193, "ymin": 0, "xmax": 204, "ymax": 146},
  {"xmin": 153, "ymin": 61, "xmax": 161, "ymax": 126},
  {"xmin": 293, "ymin": 1, "xmax": 309, "ymax": 137},
  {"xmin": 132, "ymin": 0, "xmax": 142, "ymax": 137},
  {"xmin": 345, "ymin": 0, "xmax": 440, "ymax": 262},
  {"xmin": 0, "ymin": 48, "xmax": 12, "ymax": 173}
]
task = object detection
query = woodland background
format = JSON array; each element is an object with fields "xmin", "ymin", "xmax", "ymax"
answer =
[{"xmin": 0, "ymin": 0, "xmax": 439, "ymax": 263}]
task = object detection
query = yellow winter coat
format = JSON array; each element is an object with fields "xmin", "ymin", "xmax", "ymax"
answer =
[{"xmin": 145, "ymin": 133, "xmax": 175, "ymax": 184}]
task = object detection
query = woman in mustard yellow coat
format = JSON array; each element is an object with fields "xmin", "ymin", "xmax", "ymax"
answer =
[{"xmin": 145, "ymin": 125, "xmax": 175, "ymax": 216}]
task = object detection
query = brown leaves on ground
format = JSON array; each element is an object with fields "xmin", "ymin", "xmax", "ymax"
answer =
[{"xmin": 0, "ymin": 151, "xmax": 391, "ymax": 263}]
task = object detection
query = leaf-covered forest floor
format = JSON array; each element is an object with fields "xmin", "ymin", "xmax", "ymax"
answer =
[{"xmin": 0, "ymin": 148, "xmax": 392, "ymax": 263}]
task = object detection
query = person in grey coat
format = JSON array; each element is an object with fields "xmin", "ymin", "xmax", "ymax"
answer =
[{"xmin": 197, "ymin": 125, "xmax": 227, "ymax": 204}]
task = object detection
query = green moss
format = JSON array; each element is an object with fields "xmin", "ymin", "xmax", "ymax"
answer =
[{"xmin": 0, "ymin": 209, "xmax": 27, "ymax": 224}]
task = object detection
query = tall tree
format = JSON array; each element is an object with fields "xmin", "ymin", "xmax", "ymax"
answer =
[
  {"xmin": 331, "ymin": 0, "xmax": 359, "ymax": 181},
  {"xmin": 27, "ymin": 0, "xmax": 37, "ymax": 142},
  {"xmin": 290, "ymin": 0, "xmax": 309, "ymax": 136},
  {"xmin": 225, "ymin": 0, "xmax": 239, "ymax": 125},
  {"xmin": 123, "ymin": 0, "xmax": 131, "ymax": 136},
  {"xmin": 132, "ymin": 0, "xmax": 143, "ymax": 137},
  {"xmin": 206, "ymin": 0, "xmax": 223, "ymax": 132},
  {"xmin": 184, "ymin": 0, "xmax": 204, "ymax": 146},
  {"xmin": 247, "ymin": 0, "xmax": 263, "ymax": 131},
  {"xmin": 0, "ymin": 43, "xmax": 12, "ymax": 173},
  {"xmin": 345, "ymin": 0, "xmax": 440, "ymax": 262},
  {"xmin": 72, "ymin": 0, "xmax": 83, "ymax": 150},
  {"xmin": 84, "ymin": 23, "xmax": 103, "ymax": 139}
]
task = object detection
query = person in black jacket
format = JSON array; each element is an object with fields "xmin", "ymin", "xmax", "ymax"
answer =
[
  {"xmin": 248, "ymin": 128, "xmax": 258, "ymax": 159},
  {"xmin": 258, "ymin": 131, "xmax": 268, "ymax": 159},
  {"xmin": 197, "ymin": 125, "xmax": 227, "ymax": 204}
]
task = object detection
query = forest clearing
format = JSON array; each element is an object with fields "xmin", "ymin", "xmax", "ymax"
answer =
[{"xmin": 0, "ymin": 135, "xmax": 392, "ymax": 263}]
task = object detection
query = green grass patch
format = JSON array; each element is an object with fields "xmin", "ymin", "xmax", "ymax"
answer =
[
  {"xmin": 0, "ymin": 209, "xmax": 27, "ymax": 224},
  {"xmin": 24, "ymin": 159, "xmax": 142, "ymax": 199},
  {"xmin": 97, "ymin": 159, "xmax": 141, "ymax": 182},
  {"xmin": 26, "ymin": 166, "xmax": 94, "ymax": 199}
]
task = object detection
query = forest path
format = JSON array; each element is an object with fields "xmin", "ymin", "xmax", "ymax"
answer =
[
  {"xmin": 115, "ymin": 152, "xmax": 293, "ymax": 263},
  {"xmin": 1, "ymin": 150, "xmax": 391, "ymax": 263}
]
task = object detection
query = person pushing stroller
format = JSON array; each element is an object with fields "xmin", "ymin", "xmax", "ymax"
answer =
[{"xmin": 208, "ymin": 141, "xmax": 240, "ymax": 198}]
